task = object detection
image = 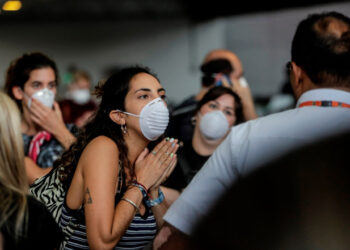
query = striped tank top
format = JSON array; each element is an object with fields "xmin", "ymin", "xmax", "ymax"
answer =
[{"xmin": 59, "ymin": 167, "xmax": 157, "ymax": 249}]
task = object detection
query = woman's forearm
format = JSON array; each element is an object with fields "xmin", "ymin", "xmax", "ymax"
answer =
[
  {"xmin": 88, "ymin": 186, "xmax": 144, "ymax": 249},
  {"xmin": 53, "ymin": 126, "xmax": 76, "ymax": 150}
]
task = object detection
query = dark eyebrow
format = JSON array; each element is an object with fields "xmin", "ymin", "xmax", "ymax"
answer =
[
  {"xmin": 134, "ymin": 88, "xmax": 151, "ymax": 94},
  {"xmin": 30, "ymin": 80, "xmax": 57, "ymax": 84},
  {"xmin": 224, "ymin": 106, "xmax": 234, "ymax": 110},
  {"xmin": 134, "ymin": 88, "xmax": 166, "ymax": 94},
  {"xmin": 209, "ymin": 100, "xmax": 219, "ymax": 104}
]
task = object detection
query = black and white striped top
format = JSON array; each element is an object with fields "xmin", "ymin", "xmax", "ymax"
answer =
[
  {"xmin": 60, "ymin": 204, "xmax": 157, "ymax": 249},
  {"xmin": 60, "ymin": 167, "xmax": 157, "ymax": 249}
]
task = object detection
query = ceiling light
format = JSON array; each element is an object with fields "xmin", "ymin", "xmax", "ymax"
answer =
[{"xmin": 2, "ymin": 1, "xmax": 22, "ymax": 11}]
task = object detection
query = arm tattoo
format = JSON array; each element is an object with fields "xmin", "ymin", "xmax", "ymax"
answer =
[{"xmin": 85, "ymin": 187, "xmax": 93, "ymax": 204}]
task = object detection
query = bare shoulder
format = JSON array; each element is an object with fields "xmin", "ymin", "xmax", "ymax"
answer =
[
  {"xmin": 80, "ymin": 136, "xmax": 120, "ymax": 173},
  {"xmin": 84, "ymin": 135, "xmax": 119, "ymax": 155}
]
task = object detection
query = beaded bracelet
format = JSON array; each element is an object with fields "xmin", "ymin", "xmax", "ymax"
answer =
[
  {"xmin": 129, "ymin": 180, "xmax": 149, "ymax": 200},
  {"xmin": 145, "ymin": 188, "xmax": 164, "ymax": 208}
]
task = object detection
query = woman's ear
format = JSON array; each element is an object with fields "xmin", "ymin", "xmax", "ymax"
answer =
[
  {"xmin": 109, "ymin": 110, "xmax": 125, "ymax": 125},
  {"xmin": 12, "ymin": 86, "xmax": 24, "ymax": 100}
]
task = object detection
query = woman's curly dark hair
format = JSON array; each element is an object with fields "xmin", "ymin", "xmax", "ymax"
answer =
[{"xmin": 55, "ymin": 66, "xmax": 157, "ymax": 190}]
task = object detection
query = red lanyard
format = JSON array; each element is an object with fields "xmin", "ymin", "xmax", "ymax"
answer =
[{"xmin": 299, "ymin": 100, "xmax": 350, "ymax": 108}]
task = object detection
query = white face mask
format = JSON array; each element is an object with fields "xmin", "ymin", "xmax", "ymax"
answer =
[
  {"xmin": 118, "ymin": 97, "xmax": 169, "ymax": 141},
  {"xmin": 70, "ymin": 89, "xmax": 91, "ymax": 105},
  {"xmin": 25, "ymin": 88, "xmax": 55, "ymax": 108},
  {"xmin": 199, "ymin": 110, "xmax": 229, "ymax": 140}
]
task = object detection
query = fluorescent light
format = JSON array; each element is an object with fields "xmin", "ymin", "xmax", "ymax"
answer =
[{"xmin": 2, "ymin": 1, "xmax": 22, "ymax": 11}]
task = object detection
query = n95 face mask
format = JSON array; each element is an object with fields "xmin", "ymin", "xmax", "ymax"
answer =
[
  {"xmin": 199, "ymin": 110, "xmax": 229, "ymax": 140},
  {"xmin": 118, "ymin": 97, "xmax": 169, "ymax": 141},
  {"xmin": 70, "ymin": 89, "xmax": 91, "ymax": 105},
  {"xmin": 26, "ymin": 88, "xmax": 55, "ymax": 108}
]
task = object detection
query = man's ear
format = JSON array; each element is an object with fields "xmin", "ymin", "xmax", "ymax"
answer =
[
  {"xmin": 12, "ymin": 86, "xmax": 24, "ymax": 100},
  {"xmin": 109, "ymin": 110, "xmax": 126, "ymax": 125},
  {"xmin": 290, "ymin": 62, "xmax": 304, "ymax": 99},
  {"xmin": 292, "ymin": 62, "xmax": 303, "ymax": 82}
]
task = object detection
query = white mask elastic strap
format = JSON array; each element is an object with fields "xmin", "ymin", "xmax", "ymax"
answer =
[
  {"xmin": 20, "ymin": 88, "xmax": 33, "ymax": 107},
  {"xmin": 116, "ymin": 110, "xmax": 140, "ymax": 118}
]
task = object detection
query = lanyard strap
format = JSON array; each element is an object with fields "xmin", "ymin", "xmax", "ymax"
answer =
[{"xmin": 299, "ymin": 100, "xmax": 350, "ymax": 108}]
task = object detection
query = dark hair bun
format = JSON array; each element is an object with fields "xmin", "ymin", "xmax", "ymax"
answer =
[{"xmin": 93, "ymin": 79, "xmax": 106, "ymax": 98}]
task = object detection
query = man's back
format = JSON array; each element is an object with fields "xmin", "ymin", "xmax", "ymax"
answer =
[
  {"xmin": 155, "ymin": 12, "xmax": 350, "ymax": 250},
  {"xmin": 191, "ymin": 130, "xmax": 350, "ymax": 250},
  {"xmin": 164, "ymin": 88, "xmax": 350, "ymax": 235}
]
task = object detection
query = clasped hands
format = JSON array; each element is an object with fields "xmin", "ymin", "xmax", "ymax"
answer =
[{"xmin": 134, "ymin": 137, "xmax": 179, "ymax": 192}]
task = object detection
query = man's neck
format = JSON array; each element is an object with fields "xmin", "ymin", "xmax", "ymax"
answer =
[{"xmin": 297, "ymin": 85, "xmax": 350, "ymax": 100}]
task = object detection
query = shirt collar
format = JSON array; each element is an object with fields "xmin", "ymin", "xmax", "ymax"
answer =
[{"xmin": 296, "ymin": 88, "xmax": 350, "ymax": 108}]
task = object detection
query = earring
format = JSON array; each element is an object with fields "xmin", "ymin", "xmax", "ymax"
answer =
[
  {"xmin": 191, "ymin": 116, "xmax": 196, "ymax": 126},
  {"xmin": 121, "ymin": 124, "xmax": 128, "ymax": 134}
]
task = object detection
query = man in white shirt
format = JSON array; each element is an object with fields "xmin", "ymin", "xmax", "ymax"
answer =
[{"xmin": 154, "ymin": 11, "xmax": 350, "ymax": 249}]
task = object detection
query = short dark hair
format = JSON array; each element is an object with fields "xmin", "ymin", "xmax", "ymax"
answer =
[
  {"xmin": 195, "ymin": 86, "xmax": 244, "ymax": 125},
  {"xmin": 4, "ymin": 52, "xmax": 59, "ymax": 108},
  {"xmin": 200, "ymin": 59, "xmax": 233, "ymax": 87},
  {"xmin": 291, "ymin": 12, "xmax": 350, "ymax": 87}
]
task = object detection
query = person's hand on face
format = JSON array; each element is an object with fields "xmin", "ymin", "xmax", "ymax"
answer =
[
  {"xmin": 19, "ymin": 67, "xmax": 64, "ymax": 131},
  {"xmin": 28, "ymin": 98, "xmax": 66, "ymax": 135}
]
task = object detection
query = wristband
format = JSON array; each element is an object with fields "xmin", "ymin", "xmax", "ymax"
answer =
[
  {"xmin": 130, "ymin": 180, "xmax": 149, "ymax": 200},
  {"xmin": 131, "ymin": 180, "xmax": 148, "ymax": 192},
  {"xmin": 145, "ymin": 188, "xmax": 164, "ymax": 208}
]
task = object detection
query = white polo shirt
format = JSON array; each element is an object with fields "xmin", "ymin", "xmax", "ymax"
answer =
[{"xmin": 164, "ymin": 88, "xmax": 350, "ymax": 235}]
